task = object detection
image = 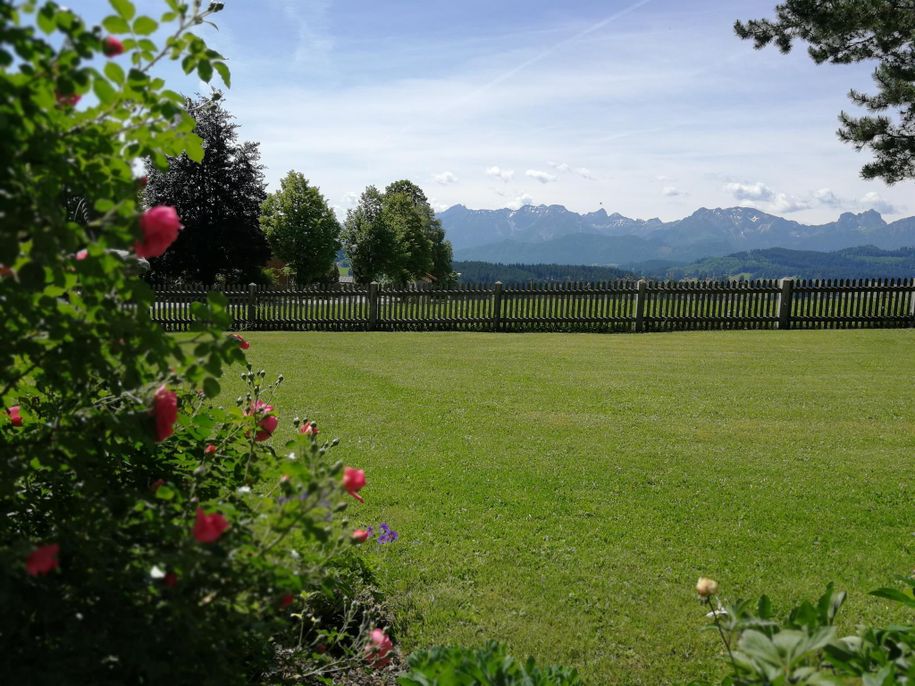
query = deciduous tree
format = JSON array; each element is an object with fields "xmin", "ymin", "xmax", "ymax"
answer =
[{"xmin": 260, "ymin": 171, "xmax": 340, "ymax": 286}]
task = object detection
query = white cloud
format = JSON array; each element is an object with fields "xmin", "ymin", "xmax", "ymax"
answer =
[
  {"xmin": 573, "ymin": 167, "xmax": 594, "ymax": 180},
  {"xmin": 662, "ymin": 186, "xmax": 686, "ymax": 197},
  {"xmin": 859, "ymin": 192, "xmax": 897, "ymax": 214},
  {"xmin": 770, "ymin": 193, "xmax": 811, "ymax": 213},
  {"xmin": 507, "ymin": 193, "xmax": 534, "ymax": 210},
  {"xmin": 548, "ymin": 161, "xmax": 571, "ymax": 172},
  {"xmin": 433, "ymin": 171, "xmax": 458, "ymax": 185},
  {"xmin": 525, "ymin": 169, "xmax": 557, "ymax": 184},
  {"xmin": 724, "ymin": 181, "xmax": 775, "ymax": 203},
  {"xmin": 485, "ymin": 166, "xmax": 514, "ymax": 182},
  {"xmin": 813, "ymin": 188, "xmax": 842, "ymax": 208}
]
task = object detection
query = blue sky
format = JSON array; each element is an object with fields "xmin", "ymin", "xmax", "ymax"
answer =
[{"xmin": 82, "ymin": 0, "xmax": 911, "ymax": 222}]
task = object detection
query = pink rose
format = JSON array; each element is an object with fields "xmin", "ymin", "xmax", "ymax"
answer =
[
  {"xmin": 342, "ymin": 467, "xmax": 366, "ymax": 504},
  {"xmin": 135, "ymin": 206, "xmax": 181, "ymax": 258},
  {"xmin": 352, "ymin": 529, "xmax": 370, "ymax": 543},
  {"xmin": 152, "ymin": 386, "xmax": 177, "ymax": 442},
  {"xmin": 364, "ymin": 628, "xmax": 393, "ymax": 667},
  {"xmin": 26, "ymin": 544, "xmax": 60, "ymax": 576},
  {"xmin": 229, "ymin": 333, "xmax": 250, "ymax": 350},
  {"xmin": 192, "ymin": 508, "xmax": 229, "ymax": 543},
  {"xmin": 56, "ymin": 92, "xmax": 81, "ymax": 107},
  {"xmin": 102, "ymin": 36, "xmax": 124, "ymax": 57},
  {"xmin": 7, "ymin": 405, "xmax": 22, "ymax": 427},
  {"xmin": 245, "ymin": 400, "xmax": 277, "ymax": 441},
  {"xmin": 299, "ymin": 422, "xmax": 318, "ymax": 437}
]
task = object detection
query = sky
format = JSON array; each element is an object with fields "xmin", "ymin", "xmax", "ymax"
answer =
[{"xmin": 80, "ymin": 0, "xmax": 912, "ymax": 223}]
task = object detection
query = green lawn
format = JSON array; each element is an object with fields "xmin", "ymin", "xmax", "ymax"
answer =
[{"xmin": 221, "ymin": 330, "xmax": 914, "ymax": 685}]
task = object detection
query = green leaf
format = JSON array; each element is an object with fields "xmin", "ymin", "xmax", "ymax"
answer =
[
  {"xmin": 203, "ymin": 377, "xmax": 221, "ymax": 398},
  {"xmin": 213, "ymin": 61, "xmax": 230, "ymax": 88},
  {"xmin": 870, "ymin": 587, "xmax": 915, "ymax": 608},
  {"xmin": 154, "ymin": 484, "xmax": 175, "ymax": 500},
  {"xmin": 132, "ymin": 16, "xmax": 158, "ymax": 36},
  {"xmin": 93, "ymin": 77, "xmax": 116, "ymax": 104},
  {"xmin": 184, "ymin": 134, "xmax": 204, "ymax": 163},
  {"xmin": 37, "ymin": 6, "xmax": 56, "ymax": 33},
  {"xmin": 109, "ymin": 0, "xmax": 135, "ymax": 20},
  {"xmin": 102, "ymin": 15, "xmax": 130, "ymax": 33},
  {"xmin": 196, "ymin": 60, "xmax": 213, "ymax": 83},
  {"xmin": 104, "ymin": 61, "xmax": 125, "ymax": 84}
]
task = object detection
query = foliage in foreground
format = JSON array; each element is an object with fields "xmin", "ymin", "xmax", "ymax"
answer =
[
  {"xmin": 398, "ymin": 642, "xmax": 583, "ymax": 686},
  {"xmin": 0, "ymin": 2, "xmax": 390, "ymax": 683},
  {"xmin": 691, "ymin": 575, "xmax": 915, "ymax": 685},
  {"xmin": 735, "ymin": 0, "xmax": 915, "ymax": 184}
]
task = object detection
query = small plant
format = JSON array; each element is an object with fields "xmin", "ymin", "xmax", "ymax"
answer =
[
  {"xmin": 690, "ymin": 574, "xmax": 915, "ymax": 685},
  {"xmin": 398, "ymin": 641, "xmax": 584, "ymax": 686}
]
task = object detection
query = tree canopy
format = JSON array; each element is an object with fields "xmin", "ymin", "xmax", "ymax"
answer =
[
  {"xmin": 341, "ymin": 180, "xmax": 454, "ymax": 284},
  {"xmin": 736, "ymin": 1, "xmax": 915, "ymax": 184},
  {"xmin": 144, "ymin": 93, "xmax": 270, "ymax": 284},
  {"xmin": 260, "ymin": 171, "xmax": 340, "ymax": 286}
]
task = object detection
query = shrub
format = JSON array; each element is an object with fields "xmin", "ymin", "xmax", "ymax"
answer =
[
  {"xmin": 0, "ymin": 2, "xmax": 386, "ymax": 683},
  {"xmin": 689, "ymin": 575, "xmax": 915, "ymax": 685},
  {"xmin": 397, "ymin": 642, "xmax": 584, "ymax": 686}
]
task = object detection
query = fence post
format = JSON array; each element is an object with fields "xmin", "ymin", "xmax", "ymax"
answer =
[
  {"xmin": 368, "ymin": 281, "xmax": 379, "ymax": 330},
  {"xmin": 634, "ymin": 279, "xmax": 647, "ymax": 332},
  {"xmin": 492, "ymin": 281, "xmax": 503, "ymax": 331},
  {"xmin": 908, "ymin": 277, "xmax": 915, "ymax": 326},
  {"xmin": 246, "ymin": 282, "xmax": 257, "ymax": 330},
  {"xmin": 777, "ymin": 277, "xmax": 795, "ymax": 330}
]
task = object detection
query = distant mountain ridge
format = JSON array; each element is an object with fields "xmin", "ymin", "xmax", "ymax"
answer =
[
  {"xmin": 642, "ymin": 245, "xmax": 915, "ymax": 280},
  {"xmin": 438, "ymin": 204, "xmax": 915, "ymax": 265}
]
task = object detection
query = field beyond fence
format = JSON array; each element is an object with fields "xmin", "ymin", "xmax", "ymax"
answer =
[{"xmin": 151, "ymin": 278, "xmax": 915, "ymax": 333}]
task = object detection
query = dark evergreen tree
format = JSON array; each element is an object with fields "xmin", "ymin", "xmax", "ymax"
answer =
[
  {"xmin": 736, "ymin": 1, "xmax": 915, "ymax": 183},
  {"xmin": 144, "ymin": 94, "xmax": 270, "ymax": 284}
]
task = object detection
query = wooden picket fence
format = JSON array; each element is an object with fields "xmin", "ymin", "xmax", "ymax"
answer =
[{"xmin": 150, "ymin": 278, "xmax": 915, "ymax": 333}]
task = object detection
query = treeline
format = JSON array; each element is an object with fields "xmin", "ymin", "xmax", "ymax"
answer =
[
  {"xmin": 456, "ymin": 261, "xmax": 632, "ymax": 284},
  {"xmin": 660, "ymin": 246, "xmax": 915, "ymax": 280},
  {"xmin": 141, "ymin": 94, "xmax": 452, "ymax": 287}
]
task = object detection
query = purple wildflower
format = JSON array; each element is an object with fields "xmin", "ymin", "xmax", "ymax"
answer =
[{"xmin": 377, "ymin": 522, "xmax": 398, "ymax": 544}]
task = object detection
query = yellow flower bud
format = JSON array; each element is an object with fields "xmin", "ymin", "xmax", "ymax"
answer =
[{"xmin": 696, "ymin": 577, "xmax": 719, "ymax": 598}]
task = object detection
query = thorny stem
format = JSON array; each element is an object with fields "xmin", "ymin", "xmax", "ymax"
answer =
[{"xmin": 707, "ymin": 595, "xmax": 736, "ymax": 670}]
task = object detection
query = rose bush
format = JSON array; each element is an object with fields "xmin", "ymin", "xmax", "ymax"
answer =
[{"xmin": 0, "ymin": 2, "xmax": 391, "ymax": 683}]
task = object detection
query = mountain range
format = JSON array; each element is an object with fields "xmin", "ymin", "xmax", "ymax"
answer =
[{"xmin": 437, "ymin": 204, "xmax": 915, "ymax": 266}]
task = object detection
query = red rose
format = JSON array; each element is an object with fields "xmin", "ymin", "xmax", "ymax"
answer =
[
  {"xmin": 102, "ymin": 36, "xmax": 124, "ymax": 57},
  {"xmin": 279, "ymin": 593, "xmax": 294, "ymax": 609},
  {"xmin": 7, "ymin": 405, "xmax": 22, "ymax": 427},
  {"xmin": 352, "ymin": 529, "xmax": 370, "ymax": 543},
  {"xmin": 135, "ymin": 206, "xmax": 181, "ymax": 258},
  {"xmin": 164, "ymin": 571, "xmax": 178, "ymax": 588},
  {"xmin": 152, "ymin": 385, "xmax": 177, "ymax": 442},
  {"xmin": 342, "ymin": 467, "xmax": 366, "ymax": 504},
  {"xmin": 192, "ymin": 508, "xmax": 229, "ymax": 543},
  {"xmin": 204, "ymin": 443, "xmax": 217, "ymax": 455},
  {"xmin": 229, "ymin": 333, "xmax": 250, "ymax": 350},
  {"xmin": 364, "ymin": 628, "xmax": 393, "ymax": 668},
  {"xmin": 26, "ymin": 544, "xmax": 60, "ymax": 576}
]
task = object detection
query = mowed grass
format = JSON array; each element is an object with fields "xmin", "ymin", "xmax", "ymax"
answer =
[{"xmin": 220, "ymin": 329, "xmax": 914, "ymax": 685}]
